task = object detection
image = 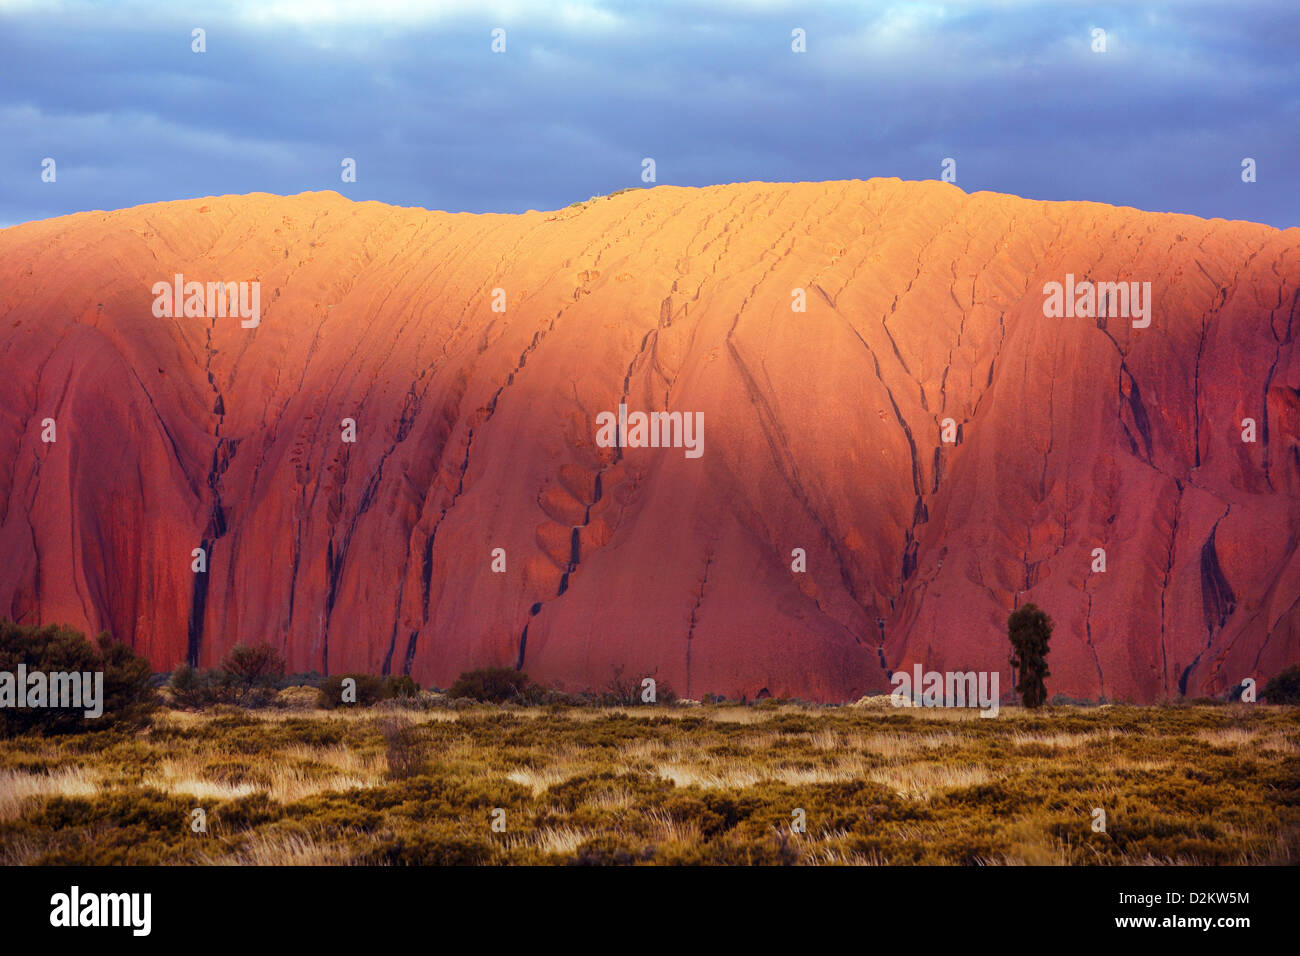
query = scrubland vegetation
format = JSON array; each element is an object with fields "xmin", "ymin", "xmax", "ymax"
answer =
[
  {"xmin": 2, "ymin": 624, "xmax": 1297, "ymax": 865},
  {"xmin": 1, "ymin": 691, "xmax": 1296, "ymax": 865}
]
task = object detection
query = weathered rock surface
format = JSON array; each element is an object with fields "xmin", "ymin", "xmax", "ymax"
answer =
[{"xmin": 1, "ymin": 180, "xmax": 1297, "ymax": 701}]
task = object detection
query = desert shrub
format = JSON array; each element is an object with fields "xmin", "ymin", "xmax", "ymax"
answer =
[
  {"xmin": 167, "ymin": 663, "xmax": 200, "ymax": 702},
  {"xmin": 217, "ymin": 643, "xmax": 286, "ymax": 706},
  {"xmin": 514, "ymin": 681, "xmax": 550, "ymax": 705},
  {"xmin": 277, "ymin": 718, "xmax": 344, "ymax": 747},
  {"xmin": 596, "ymin": 666, "xmax": 676, "ymax": 706},
  {"xmin": 387, "ymin": 675, "xmax": 419, "ymax": 698},
  {"xmin": 206, "ymin": 705, "xmax": 255, "ymax": 724},
  {"xmin": 273, "ymin": 686, "xmax": 320, "ymax": 710},
  {"xmin": 209, "ymin": 793, "xmax": 283, "ymax": 832},
  {"xmin": 170, "ymin": 660, "xmax": 292, "ymax": 710},
  {"xmin": 569, "ymin": 836, "xmax": 656, "ymax": 866},
  {"xmin": 168, "ymin": 664, "xmax": 219, "ymax": 709},
  {"xmin": 36, "ymin": 787, "xmax": 190, "ymax": 832},
  {"xmin": 599, "ymin": 665, "xmax": 641, "ymax": 705},
  {"xmin": 378, "ymin": 716, "xmax": 425, "ymax": 779},
  {"xmin": 1262, "ymin": 664, "xmax": 1300, "ymax": 705},
  {"xmin": 317, "ymin": 674, "xmax": 420, "ymax": 709},
  {"xmin": 447, "ymin": 667, "xmax": 528, "ymax": 703},
  {"xmin": 319, "ymin": 673, "xmax": 385, "ymax": 708},
  {"xmin": 659, "ymin": 792, "xmax": 757, "ymax": 839},
  {"xmin": 0, "ymin": 620, "xmax": 157, "ymax": 737},
  {"xmin": 362, "ymin": 830, "xmax": 493, "ymax": 866},
  {"xmin": 690, "ymin": 831, "xmax": 803, "ymax": 866},
  {"xmin": 654, "ymin": 681, "xmax": 678, "ymax": 705}
]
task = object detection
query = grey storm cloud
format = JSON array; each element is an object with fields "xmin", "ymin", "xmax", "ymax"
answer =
[{"xmin": 0, "ymin": 0, "xmax": 1296, "ymax": 228}]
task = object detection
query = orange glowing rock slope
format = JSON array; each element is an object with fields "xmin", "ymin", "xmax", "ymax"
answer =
[{"xmin": 2, "ymin": 179, "xmax": 1298, "ymax": 702}]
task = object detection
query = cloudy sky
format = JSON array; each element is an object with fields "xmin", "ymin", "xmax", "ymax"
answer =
[{"xmin": 1, "ymin": 0, "xmax": 1296, "ymax": 228}]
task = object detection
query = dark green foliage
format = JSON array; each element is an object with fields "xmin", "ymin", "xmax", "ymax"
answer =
[
  {"xmin": 1263, "ymin": 664, "xmax": 1300, "ymax": 704},
  {"xmin": 0, "ymin": 619, "xmax": 157, "ymax": 737},
  {"xmin": 569, "ymin": 836, "xmax": 656, "ymax": 865},
  {"xmin": 1008, "ymin": 603, "xmax": 1052, "ymax": 709},
  {"xmin": 168, "ymin": 664, "xmax": 218, "ymax": 709},
  {"xmin": 317, "ymin": 673, "xmax": 420, "ymax": 708},
  {"xmin": 218, "ymin": 643, "xmax": 286, "ymax": 705},
  {"xmin": 168, "ymin": 644, "xmax": 288, "ymax": 708},
  {"xmin": 387, "ymin": 675, "xmax": 419, "ymax": 698},
  {"xmin": 447, "ymin": 667, "xmax": 529, "ymax": 703},
  {"xmin": 210, "ymin": 793, "xmax": 281, "ymax": 832},
  {"xmin": 319, "ymin": 673, "xmax": 384, "ymax": 708},
  {"xmin": 362, "ymin": 830, "xmax": 493, "ymax": 865}
]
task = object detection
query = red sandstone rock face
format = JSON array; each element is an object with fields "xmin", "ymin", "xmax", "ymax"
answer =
[{"xmin": 1, "ymin": 180, "xmax": 1298, "ymax": 702}]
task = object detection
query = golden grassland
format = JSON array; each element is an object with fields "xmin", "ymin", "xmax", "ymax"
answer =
[{"xmin": 0, "ymin": 696, "xmax": 1297, "ymax": 865}]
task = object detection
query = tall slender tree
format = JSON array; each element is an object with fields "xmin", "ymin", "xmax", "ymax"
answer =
[{"xmin": 1008, "ymin": 603, "xmax": 1052, "ymax": 708}]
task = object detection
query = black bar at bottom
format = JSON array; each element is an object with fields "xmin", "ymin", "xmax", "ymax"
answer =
[{"xmin": 1, "ymin": 864, "xmax": 1275, "ymax": 944}]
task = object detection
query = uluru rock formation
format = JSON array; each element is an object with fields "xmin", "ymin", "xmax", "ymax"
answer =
[{"xmin": 1, "ymin": 179, "xmax": 1298, "ymax": 702}]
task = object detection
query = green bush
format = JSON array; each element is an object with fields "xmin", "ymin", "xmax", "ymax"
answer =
[
  {"xmin": 447, "ymin": 667, "xmax": 528, "ymax": 703},
  {"xmin": 317, "ymin": 673, "xmax": 421, "ymax": 709},
  {"xmin": 166, "ymin": 645, "xmax": 287, "ymax": 709},
  {"xmin": 0, "ymin": 620, "xmax": 157, "ymax": 737},
  {"xmin": 168, "ymin": 664, "xmax": 218, "ymax": 709},
  {"xmin": 387, "ymin": 675, "xmax": 419, "ymax": 699},
  {"xmin": 217, "ymin": 643, "xmax": 286, "ymax": 706},
  {"xmin": 1262, "ymin": 664, "xmax": 1300, "ymax": 704}
]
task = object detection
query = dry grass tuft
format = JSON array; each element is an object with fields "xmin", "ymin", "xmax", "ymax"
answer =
[{"xmin": 0, "ymin": 766, "xmax": 100, "ymax": 822}]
